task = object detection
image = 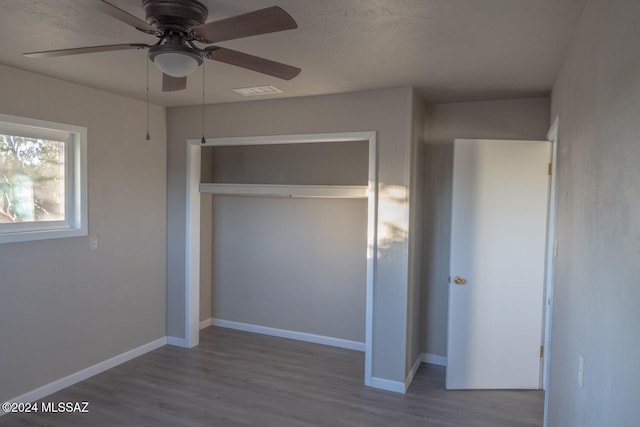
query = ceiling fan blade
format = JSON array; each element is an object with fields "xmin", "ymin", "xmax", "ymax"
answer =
[
  {"xmin": 205, "ymin": 47, "xmax": 301, "ymax": 80},
  {"xmin": 191, "ymin": 6, "xmax": 297, "ymax": 44},
  {"xmin": 24, "ymin": 43, "xmax": 148, "ymax": 58},
  {"xmin": 162, "ymin": 74, "xmax": 187, "ymax": 92},
  {"xmin": 95, "ymin": 0, "xmax": 157, "ymax": 34}
]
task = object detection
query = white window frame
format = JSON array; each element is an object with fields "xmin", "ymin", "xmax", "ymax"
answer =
[{"xmin": 0, "ymin": 113, "xmax": 87, "ymax": 244}]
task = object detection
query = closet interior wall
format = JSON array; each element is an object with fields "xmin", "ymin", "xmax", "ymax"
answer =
[{"xmin": 200, "ymin": 141, "xmax": 370, "ymax": 344}]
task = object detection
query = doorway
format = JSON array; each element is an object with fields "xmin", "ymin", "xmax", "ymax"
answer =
[
  {"xmin": 183, "ymin": 131, "xmax": 378, "ymax": 386},
  {"xmin": 446, "ymin": 138, "xmax": 551, "ymax": 389}
]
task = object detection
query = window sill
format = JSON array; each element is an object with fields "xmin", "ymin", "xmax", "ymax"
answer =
[{"xmin": 0, "ymin": 227, "xmax": 87, "ymax": 244}]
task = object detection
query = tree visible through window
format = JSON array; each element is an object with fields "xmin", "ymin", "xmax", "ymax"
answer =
[
  {"xmin": 0, "ymin": 114, "xmax": 86, "ymax": 244},
  {"xmin": 0, "ymin": 134, "xmax": 65, "ymax": 223}
]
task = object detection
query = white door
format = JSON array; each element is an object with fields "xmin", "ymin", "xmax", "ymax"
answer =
[{"xmin": 446, "ymin": 139, "xmax": 550, "ymax": 390}]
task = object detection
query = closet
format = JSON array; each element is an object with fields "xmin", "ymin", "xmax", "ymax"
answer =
[{"xmin": 200, "ymin": 139, "xmax": 370, "ymax": 347}]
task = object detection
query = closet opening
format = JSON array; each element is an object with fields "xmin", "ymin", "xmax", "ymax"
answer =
[{"xmin": 184, "ymin": 132, "xmax": 377, "ymax": 386}]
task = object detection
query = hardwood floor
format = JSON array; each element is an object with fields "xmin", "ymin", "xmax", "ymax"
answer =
[{"xmin": 1, "ymin": 327, "xmax": 544, "ymax": 426}]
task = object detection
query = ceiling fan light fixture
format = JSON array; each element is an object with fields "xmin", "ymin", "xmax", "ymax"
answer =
[{"xmin": 149, "ymin": 44, "xmax": 203, "ymax": 78}]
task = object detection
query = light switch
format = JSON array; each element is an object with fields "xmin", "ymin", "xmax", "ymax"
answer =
[{"xmin": 90, "ymin": 236, "xmax": 99, "ymax": 251}]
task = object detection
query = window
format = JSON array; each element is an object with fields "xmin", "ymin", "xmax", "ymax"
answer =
[{"xmin": 0, "ymin": 113, "xmax": 87, "ymax": 243}]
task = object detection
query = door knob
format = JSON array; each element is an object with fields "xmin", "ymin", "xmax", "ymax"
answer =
[{"xmin": 453, "ymin": 276, "xmax": 467, "ymax": 285}]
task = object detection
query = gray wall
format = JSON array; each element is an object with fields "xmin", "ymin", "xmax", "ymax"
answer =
[
  {"xmin": 421, "ymin": 97, "xmax": 550, "ymax": 357},
  {"xmin": 547, "ymin": 0, "xmax": 640, "ymax": 425},
  {"xmin": 208, "ymin": 141, "xmax": 369, "ymax": 185},
  {"xmin": 0, "ymin": 65, "xmax": 167, "ymax": 402},
  {"xmin": 202, "ymin": 141, "xmax": 369, "ymax": 342},
  {"xmin": 167, "ymin": 88, "xmax": 416, "ymax": 383},
  {"xmin": 406, "ymin": 91, "xmax": 427, "ymax": 373},
  {"xmin": 211, "ymin": 196, "xmax": 367, "ymax": 342}
]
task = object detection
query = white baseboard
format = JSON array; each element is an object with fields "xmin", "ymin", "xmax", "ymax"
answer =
[
  {"xmin": 211, "ymin": 318, "xmax": 366, "ymax": 352},
  {"xmin": 166, "ymin": 336, "xmax": 189, "ymax": 348},
  {"xmin": 199, "ymin": 318, "xmax": 214, "ymax": 329},
  {"xmin": 372, "ymin": 356, "xmax": 422, "ymax": 394},
  {"xmin": 3, "ymin": 337, "xmax": 166, "ymax": 413},
  {"xmin": 421, "ymin": 353, "xmax": 447, "ymax": 366},
  {"xmin": 404, "ymin": 355, "xmax": 422, "ymax": 391},
  {"xmin": 370, "ymin": 377, "xmax": 406, "ymax": 394}
]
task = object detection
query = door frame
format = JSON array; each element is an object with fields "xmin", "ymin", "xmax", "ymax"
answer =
[
  {"xmin": 447, "ymin": 138, "xmax": 554, "ymax": 389},
  {"xmin": 183, "ymin": 131, "xmax": 378, "ymax": 387},
  {"xmin": 543, "ymin": 116, "xmax": 560, "ymax": 425}
]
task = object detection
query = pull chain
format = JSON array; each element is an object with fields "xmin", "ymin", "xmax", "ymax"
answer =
[
  {"xmin": 201, "ymin": 59, "xmax": 206, "ymax": 144},
  {"xmin": 145, "ymin": 56, "xmax": 150, "ymax": 141}
]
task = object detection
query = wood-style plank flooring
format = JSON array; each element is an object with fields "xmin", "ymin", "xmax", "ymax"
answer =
[{"xmin": 1, "ymin": 327, "xmax": 544, "ymax": 426}]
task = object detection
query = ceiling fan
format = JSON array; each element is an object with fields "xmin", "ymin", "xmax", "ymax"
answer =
[{"xmin": 24, "ymin": 0, "xmax": 302, "ymax": 92}]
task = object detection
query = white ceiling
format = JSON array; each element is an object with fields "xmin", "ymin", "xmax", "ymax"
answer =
[{"xmin": 0, "ymin": 0, "xmax": 587, "ymax": 107}]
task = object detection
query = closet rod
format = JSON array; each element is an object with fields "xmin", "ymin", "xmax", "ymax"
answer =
[{"xmin": 199, "ymin": 183, "xmax": 368, "ymax": 199}]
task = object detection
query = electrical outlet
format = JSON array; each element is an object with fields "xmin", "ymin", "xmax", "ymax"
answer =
[
  {"xmin": 90, "ymin": 236, "xmax": 99, "ymax": 251},
  {"xmin": 578, "ymin": 353, "xmax": 585, "ymax": 388}
]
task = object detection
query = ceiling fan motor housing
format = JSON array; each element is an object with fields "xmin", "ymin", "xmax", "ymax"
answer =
[{"xmin": 143, "ymin": 0, "xmax": 208, "ymax": 32}]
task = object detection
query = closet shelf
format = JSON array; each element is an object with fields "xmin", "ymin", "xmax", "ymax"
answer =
[{"xmin": 199, "ymin": 183, "xmax": 368, "ymax": 199}]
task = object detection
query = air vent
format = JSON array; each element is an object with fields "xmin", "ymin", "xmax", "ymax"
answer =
[{"xmin": 233, "ymin": 85, "xmax": 283, "ymax": 96}]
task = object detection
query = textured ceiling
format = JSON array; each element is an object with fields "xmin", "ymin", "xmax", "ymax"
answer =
[{"xmin": 0, "ymin": 0, "xmax": 587, "ymax": 107}]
